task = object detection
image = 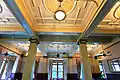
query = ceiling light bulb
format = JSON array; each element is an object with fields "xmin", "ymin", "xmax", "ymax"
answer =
[{"xmin": 55, "ymin": 10, "xmax": 66, "ymax": 21}]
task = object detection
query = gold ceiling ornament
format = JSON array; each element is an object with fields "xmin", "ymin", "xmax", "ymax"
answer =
[
  {"xmin": 43, "ymin": 0, "xmax": 77, "ymax": 14},
  {"xmin": 78, "ymin": 0, "xmax": 98, "ymax": 7},
  {"xmin": 113, "ymin": 4, "xmax": 120, "ymax": 19}
]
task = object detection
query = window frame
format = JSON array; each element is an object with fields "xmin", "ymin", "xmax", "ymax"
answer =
[
  {"xmin": 108, "ymin": 58, "xmax": 120, "ymax": 73},
  {"xmin": 51, "ymin": 62, "xmax": 64, "ymax": 79}
]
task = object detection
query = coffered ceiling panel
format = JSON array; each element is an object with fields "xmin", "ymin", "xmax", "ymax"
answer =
[
  {"xmin": 0, "ymin": 0, "xmax": 22, "ymax": 28},
  {"xmin": 98, "ymin": 1, "xmax": 120, "ymax": 31},
  {"xmin": 23, "ymin": 0, "xmax": 104, "ymax": 32}
]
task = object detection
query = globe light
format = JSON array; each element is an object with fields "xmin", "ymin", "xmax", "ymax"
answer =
[{"xmin": 55, "ymin": 10, "xmax": 66, "ymax": 21}]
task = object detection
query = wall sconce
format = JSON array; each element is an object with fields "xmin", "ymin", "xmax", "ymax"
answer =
[{"xmin": 94, "ymin": 51, "xmax": 111, "ymax": 59}]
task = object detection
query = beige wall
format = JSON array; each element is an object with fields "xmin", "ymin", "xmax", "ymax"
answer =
[
  {"xmin": 91, "ymin": 41, "xmax": 120, "ymax": 73},
  {"xmin": 90, "ymin": 46, "xmax": 103, "ymax": 73},
  {"xmin": 68, "ymin": 58, "xmax": 78, "ymax": 73},
  {"xmin": 90, "ymin": 57, "xmax": 100, "ymax": 73},
  {"xmin": 38, "ymin": 57, "xmax": 48, "ymax": 73},
  {"xmin": 104, "ymin": 42, "xmax": 120, "ymax": 60}
]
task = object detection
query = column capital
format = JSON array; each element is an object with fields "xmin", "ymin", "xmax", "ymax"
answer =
[
  {"xmin": 77, "ymin": 39, "xmax": 87, "ymax": 45},
  {"xmin": 29, "ymin": 36, "xmax": 39, "ymax": 44}
]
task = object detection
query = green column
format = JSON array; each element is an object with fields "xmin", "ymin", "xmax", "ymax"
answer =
[
  {"xmin": 22, "ymin": 37, "xmax": 39, "ymax": 80},
  {"xmin": 79, "ymin": 40, "xmax": 92, "ymax": 80}
]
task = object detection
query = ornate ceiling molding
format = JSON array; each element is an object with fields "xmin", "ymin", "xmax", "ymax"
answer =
[
  {"xmin": 113, "ymin": 3, "xmax": 120, "ymax": 19},
  {"xmin": 42, "ymin": 0, "xmax": 77, "ymax": 14}
]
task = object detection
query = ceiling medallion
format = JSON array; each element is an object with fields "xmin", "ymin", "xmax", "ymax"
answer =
[{"xmin": 43, "ymin": 0, "xmax": 76, "ymax": 14}]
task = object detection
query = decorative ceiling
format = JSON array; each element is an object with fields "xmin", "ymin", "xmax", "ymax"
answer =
[
  {"xmin": 38, "ymin": 42, "xmax": 100, "ymax": 56},
  {"xmin": 97, "ymin": 1, "xmax": 120, "ymax": 32},
  {"xmin": 0, "ymin": 0, "xmax": 119, "ymax": 34},
  {"xmin": 43, "ymin": 0, "xmax": 76, "ymax": 14},
  {"xmin": 0, "ymin": 0, "xmax": 22, "ymax": 28},
  {"xmin": 38, "ymin": 42, "xmax": 78, "ymax": 56},
  {"xmin": 6, "ymin": 41, "xmax": 41, "ymax": 53},
  {"xmin": 0, "ymin": 0, "xmax": 119, "ymax": 56},
  {"xmin": 22, "ymin": 0, "xmax": 104, "ymax": 32}
]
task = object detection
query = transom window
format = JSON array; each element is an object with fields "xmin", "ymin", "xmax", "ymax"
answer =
[{"xmin": 52, "ymin": 62, "xmax": 63, "ymax": 79}]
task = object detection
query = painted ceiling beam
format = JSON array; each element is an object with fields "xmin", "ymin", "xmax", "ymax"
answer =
[
  {"xmin": 4, "ymin": 0, "xmax": 33, "ymax": 35},
  {"xmin": 0, "ymin": 34, "xmax": 113, "ymax": 43},
  {"xmin": 77, "ymin": 0, "xmax": 118, "ymax": 43},
  {"xmin": 1, "ymin": 27, "xmax": 120, "ymax": 35},
  {"xmin": 0, "ymin": 34, "xmax": 30, "ymax": 39}
]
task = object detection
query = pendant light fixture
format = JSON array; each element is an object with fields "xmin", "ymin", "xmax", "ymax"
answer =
[{"xmin": 54, "ymin": 0, "xmax": 66, "ymax": 21}]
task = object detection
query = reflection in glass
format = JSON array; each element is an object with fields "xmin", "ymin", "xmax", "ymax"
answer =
[
  {"xmin": 58, "ymin": 65, "xmax": 63, "ymax": 71},
  {"xmin": 108, "ymin": 58, "xmax": 120, "ymax": 72},
  {"xmin": 52, "ymin": 71, "xmax": 57, "ymax": 78},
  {"xmin": 58, "ymin": 71, "xmax": 63, "ymax": 78},
  {"xmin": 114, "ymin": 65, "xmax": 120, "ymax": 71},
  {"xmin": 52, "ymin": 62, "xmax": 63, "ymax": 79},
  {"xmin": 52, "ymin": 65, "xmax": 57, "ymax": 71}
]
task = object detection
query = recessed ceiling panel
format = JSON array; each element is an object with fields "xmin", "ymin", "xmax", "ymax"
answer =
[
  {"xmin": 98, "ymin": 1, "xmax": 120, "ymax": 30},
  {"xmin": 0, "ymin": 0, "xmax": 22, "ymax": 27},
  {"xmin": 23, "ymin": 0, "xmax": 104, "ymax": 32}
]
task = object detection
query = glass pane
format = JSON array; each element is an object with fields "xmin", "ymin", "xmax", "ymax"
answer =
[
  {"xmin": 58, "ymin": 65, "xmax": 63, "ymax": 71},
  {"xmin": 112, "ymin": 65, "xmax": 116, "ymax": 71},
  {"xmin": 58, "ymin": 63, "xmax": 63, "ymax": 64},
  {"xmin": 112, "ymin": 62, "xmax": 118, "ymax": 65},
  {"xmin": 114, "ymin": 65, "xmax": 120, "ymax": 71},
  {"xmin": 52, "ymin": 71, "xmax": 57, "ymax": 78},
  {"xmin": 52, "ymin": 65, "xmax": 57, "ymax": 71},
  {"xmin": 1, "ymin": 63, "xmax": 8, "ymax": 79},
  {"xmin": 99, "ymin": 64, "xmax": 103, "ymax": 72},
  {"xmin": 53, "ymin": 63, "xmax": 57, "ymax": 64},
  {"xmin": 58, "ymin": 71, "xmax": 63, "ymax": 78}
]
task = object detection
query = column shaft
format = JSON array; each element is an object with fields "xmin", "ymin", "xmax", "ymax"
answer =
[
  {"xmin": 22, "ymin": 42, "xmax": 37, "ymax": 80},
  {"xmin": 80, "ymin": 42, "xmax": 92, "ymax": 80}
]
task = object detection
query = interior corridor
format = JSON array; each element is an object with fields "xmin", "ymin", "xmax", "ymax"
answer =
[{"xmin": 0, "ymin": 0, "xmax": 120, "ymax": 80}]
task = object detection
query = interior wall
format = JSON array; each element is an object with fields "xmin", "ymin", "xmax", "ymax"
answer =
[
  {"xmin": 90, "ymin": 57, "xmax": 100, "ymax": 73},
  {"xmin": 104, "ymin": 42, "xmax": 120, "ymax": 60},
  {"xmin": 92, "ymin": 41, "xmax": 120, "ymax": 73},
  {"xmin": 38, "ymin": 57, "xmax": 48, "ymax": 73},
  {"xmin": 37, "ymin": 57, "xmax": 78, "ymax": 74},
  {"xmin": 68, "ymin": 58, "xmax": 78, "ymax": 73},
  {"xmin": 103, "ymin": 42, "xmax": 120, "ymax": 73},
  {"xmin": 90, "ymin": 46, "xmax": 103, "ymax": 73},
  {"xmin": 16, "ymin": 57, "xmax": 26, "ymax": 73}
]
